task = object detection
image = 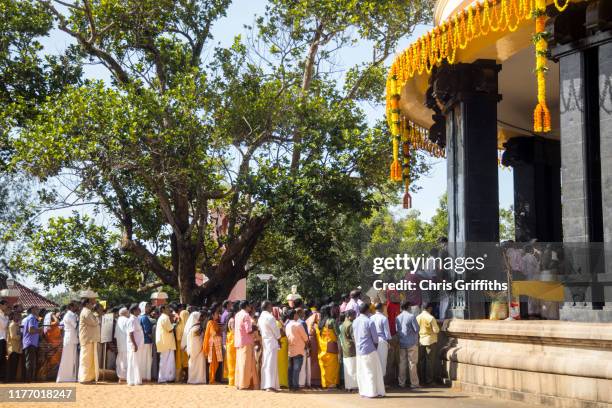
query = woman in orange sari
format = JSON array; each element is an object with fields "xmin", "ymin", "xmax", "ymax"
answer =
[
  {"xmin": 203, "ymin": 306, "xmax": 223, "ymax": 384},
  {"xmin": 38, "ymin": 310, "xmax": 63, "ymax": 380}
]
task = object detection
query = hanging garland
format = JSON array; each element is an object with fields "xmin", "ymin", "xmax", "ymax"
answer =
[
  {"xmin": 388, "ymin": 71, "xmax": 403, "ymax": 182},
  {"xmin": 386, "ymin": 0, "xmax": 575, "ymax": 185},
  {"xmin": 533, "ymin": 0, "xmax": 551, "ymax": 132}
]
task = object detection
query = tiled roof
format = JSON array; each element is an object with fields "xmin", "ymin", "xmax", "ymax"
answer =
[{"xmin": 14, "ymin": 282, "xmax": 58, "ymax": 309}]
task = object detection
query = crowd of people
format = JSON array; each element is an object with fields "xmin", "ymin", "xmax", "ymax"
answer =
[{"xmin": 0, "ymin": 289, "xmax": 442, "ymax": 399}]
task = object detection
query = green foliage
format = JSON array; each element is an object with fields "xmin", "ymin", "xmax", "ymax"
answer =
[
  {"xmin": 499, "ymin": 205, "xmax": 515, "ymax": 241},
  {"xmin": 248, "ymin": 194, "xmax": 449, "ymax": 302},
  {"xmin": 11, "ymin": 212, "xmax": 144, "ymax": 290},
  {"xmin": 5, "ymin": 0, "xmax": 434, "ymax": 302},
  {"xmin": 0, "ymin": 0, "xmax": 82, "ymax": 167}
]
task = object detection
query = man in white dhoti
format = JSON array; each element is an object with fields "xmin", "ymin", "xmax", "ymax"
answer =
[
  {"xmin": 370, "ymin": 303, "xmax": 391, "ymax": 379},
  {"xmin": 258, "ymin": 301, "xmax": 281, "ymax": 391},
  {"xmin": 138, "ymin": 302, "xmax": 153, "ymax": 381},
  {"xmin": 183, "ymin": 312, "xmax": 206, "ymax": 384},
  {"xmin": 57, "ymin": 302, "xmax": 79, "ymax": 382},
  {"xmin": 78, "ymin": 298, "xmax": 100, "ymax": 383},
  {"xmin": 352, "ymin": 303, "xmax": 385, "ymax": 398},
  {"xmin": 114, "ymin": 308, "xmax": 129, "ymax": 383},
  {"xmin": 126, "ymin": 303, "xmax": 144, "ymax": 386},
  {"xmin": 339, "ymin": 309, "xmax": 357, "ymax": 391},
  {"xmin": 155, "ymin": 304, "xmax": 176, "ymax": 383}
]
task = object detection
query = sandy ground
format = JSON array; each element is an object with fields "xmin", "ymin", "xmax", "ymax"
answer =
[{"xmin": 0, "ymin": 382, "xmax": 533, "ymax": 408}]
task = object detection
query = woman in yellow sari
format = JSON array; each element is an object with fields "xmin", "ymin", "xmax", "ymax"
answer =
[
  {"xmin": 203, "ymin": 306, "xmax": 223, "ymax": 384},
  {"xmin": 175, "ymin": 309, "xmax": 189, "ymax": 382},
  {"xmin": 315, "ymin": 305, "xmax": 339, "ymax": 389},
  {"xmin": 274, "ymin": 307, "xmax": 289, "ymax": 388},
  {"xmin": 224, "ymin": 308, "xmax": 237, "ymax": 386}
]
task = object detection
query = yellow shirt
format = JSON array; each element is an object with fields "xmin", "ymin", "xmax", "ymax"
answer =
[
  {"xmin": 416, "ymin": 310, "xmax": 440, "ymax": 346},
  {"xmin": 155, "ymin": 313, "xmax": 176, "ymax": 353},
  {"xmin": 8, "ymin": 321, "xmax": 22, "ymax": 354},
  {"xmin": 79, "ymin": 307, "xmax": 100, "ymax": 345}
]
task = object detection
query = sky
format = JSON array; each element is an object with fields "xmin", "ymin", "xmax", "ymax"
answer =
[{"xmin": 25, "ymin": 0, "xmax": 514, "ymax": 294}]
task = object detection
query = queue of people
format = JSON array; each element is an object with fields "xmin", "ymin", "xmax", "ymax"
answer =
[{"xmin": 0, "ymin": 289, "xmax": 442, "ymax": 399}]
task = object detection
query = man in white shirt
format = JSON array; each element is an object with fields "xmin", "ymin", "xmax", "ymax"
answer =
[
  {"xmin": 114, "ymin": 308, "xmax": 129, "ymax": 383},
  {"xmin": 258, "ymin": 301, "xmax": 281, "ymax": 391},
  {"xmin": 57, "ymin": 302, "xmax": 80, "ymax": 382},
  {"xmin": 126, "ymin": 303, "xmax": 145, "ymax": 386},
  {"xmin": 0, "ymin": 300, "xmax": 9, "ymax": 382}
]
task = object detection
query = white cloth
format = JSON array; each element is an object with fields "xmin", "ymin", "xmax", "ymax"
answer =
[
  {"xmin": 127, "ymin": 347, "xmax": 143, "ymax": 386},
  {"xmin": 126, "ymin": 315, "xmax": 144, "ymax": 346},
  {"xmin": 0, "ymin": 311, "xmax": 8, "ymax": 340},
  {"xmin": 56, "ymin": 343, "xmax": 78, "ymax": 382},
  {"xmin": 343, "ymin": 356, "xmax": 358, "ymax": 390},
  {"xmin": 126, "ymin": 314, "xmax": 144, "ymax": 385},
  {"xmin": 115, "ymin": 351, "xmax": 128, "ymax": 380},
  {"xmin": 158, "ymin": 350, "xmax": 175, "ymax": 382},
  {"xmin": 43, "ymin": 312, "xmax": 53, "ymax": 335},
  {"xmin": 356, "ymin": 350, "xmax": 386, "ymax": 397},
  {"xmin": 298, "ymin": 350, "xmax": 310, "ymax": 387},
  {"xmin": 115, "ymin": 315, "xmax": 129, "ymax": 353},
  {"xmin": 61, "ymin": 311, "xmax": 79, "ymax": 345},
  {"xmin": 259, "ymin": 311, "xmax": 280, "ymax": 390},
  {"xmin": 186, "ymin": 319, "xmax": 206, "ymax": 384},
  {"xmin": 377, "ymin": 338, "xmax": 389, "ymax": 377},
  {"xmin": 181, "ymin": 312, "xmax": 199, "ymax": 350},
  {"xmin": 140, "ymin": 344, "xmax": 152, "ymax": 381}
]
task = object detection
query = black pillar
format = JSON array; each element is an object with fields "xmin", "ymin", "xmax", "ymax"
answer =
[
  {"xmin": 502, "ymin": 136, "xmax": 562, "ymax": 242},
  {"xmin": 549, "ymin": 0, "xmax": 612, "ymax": 321},
  {"xmin": 431, "ymin": 59, "xmax": 501, "ymax": 319},
  {"xmin": 598, "ymin": 41, "xmax": 612, "ymax": 312}
]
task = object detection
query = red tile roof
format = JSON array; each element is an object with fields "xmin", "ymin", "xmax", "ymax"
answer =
[{"xmin": 14, "ymin": 282, "xmax": 58, "ymax": 309}]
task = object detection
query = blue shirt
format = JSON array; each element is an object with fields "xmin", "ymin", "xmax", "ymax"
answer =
[
  {"xmin": 21, "ymin": 314, "xmax": 39, "ymax": 348},
  {"xmin": 351, "ymin": 314, "xmax": 378, "ymax": 356},
  {"xmin": 395, "ymin": 311, "xmax": 420, "ymax": 348},
  {"xmin": 371, "ymin": 312, "xmax": 391, "ymax": 341},
  {"xmin": 140, "ymin": 315, "xmax": 153, "ymax": 344}
]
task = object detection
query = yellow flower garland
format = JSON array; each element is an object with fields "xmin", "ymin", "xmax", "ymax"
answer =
[
  {"xmin": 533, "ymin": 0, "xmax": 551, "ymax": 132},
  {"xmin": 386, "ymin": 0, "xmax": 573, "ymax": 181}
]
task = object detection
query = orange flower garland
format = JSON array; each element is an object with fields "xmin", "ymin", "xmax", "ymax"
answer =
[
  {"xmin": 533, "ymin": 0, "xmax": 551, "ymax": 132},
  {"xmin": 385, "ymin": 0, "xmax": 574, "ymax": 180}
]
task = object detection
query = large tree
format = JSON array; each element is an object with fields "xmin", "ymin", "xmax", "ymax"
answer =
[{"xmin": 10, "ymin": 0, "xmax": 433, "ymax": 303}]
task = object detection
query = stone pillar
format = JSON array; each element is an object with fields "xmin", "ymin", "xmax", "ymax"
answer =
[
  {"xmin": 549, "ymin": 0, "xmax": 612, "ymax": 320},
  {"xmin": 502, "ymin": 136, "xmax": 562, "ymax": 242},
  {"xmin": 598, "ymin": 41, "xmax": 612, "ymax": 311},
  {"xmin": 432, "ymin": 59, "xmax": 501, "ymax": 319}
]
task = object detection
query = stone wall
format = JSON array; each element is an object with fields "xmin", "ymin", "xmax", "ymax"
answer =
[{"xmin": 440, "ymin": 319, "xmax": 612, "ymax": 408}]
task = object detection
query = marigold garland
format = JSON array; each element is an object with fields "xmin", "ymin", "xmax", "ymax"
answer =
[
  {"xmin": 386, "ymin": 0, "xmax": 573, "ymax": 181},
  {"xmin": 533, "ymin": 0, "xmax": 551, "ymax": 132}
]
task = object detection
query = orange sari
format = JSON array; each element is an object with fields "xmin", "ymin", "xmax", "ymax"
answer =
[
  {"xmin": 38, "ymin": 319, "xmax": 62, "ymax": 380},
  {"xmin": 203, "ymin": 320, "xmax": 223, "ymax": 384}
]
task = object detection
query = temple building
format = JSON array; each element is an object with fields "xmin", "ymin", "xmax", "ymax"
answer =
[{"xmin": 384, "ymin": 0, "xmax": 611, "ymax": 406}]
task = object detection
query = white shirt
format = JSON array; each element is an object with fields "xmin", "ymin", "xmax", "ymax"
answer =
[
  {"xmin": 0, "ymin": 311, "xmax": 8, "ymax": 341},
  {"xmin": 126, "ymin": 314, "xmax": 144, "ymax": 350},
  {"xmin": 61, "ymin": 310, "xmax": 79, "ymax": 345},
  {"xmin": 258, "ymin": 311, "xmax": 280, "ymax": 351},
  {"xmin": 115, "ymin": 315, "xmax": 129, "ymax": 353}
]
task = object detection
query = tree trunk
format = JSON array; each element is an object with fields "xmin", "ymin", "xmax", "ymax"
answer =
[{"xmin": 176, "ymin": 240, "xmax": 197, "ymax": 304}]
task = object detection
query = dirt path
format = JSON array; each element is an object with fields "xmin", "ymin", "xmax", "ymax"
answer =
[{"xmin": 0, "ymin": 382, "xmax": 532, "ymax": 408}]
